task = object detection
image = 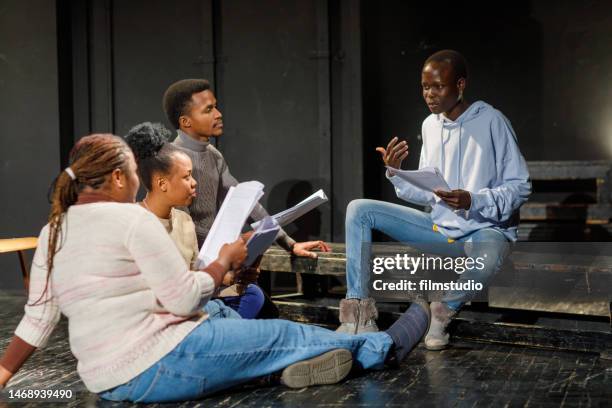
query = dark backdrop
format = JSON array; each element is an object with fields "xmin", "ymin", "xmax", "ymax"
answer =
[{"xmin": 1, "ymin": 0, "xmax": 611, "ymax": 290}]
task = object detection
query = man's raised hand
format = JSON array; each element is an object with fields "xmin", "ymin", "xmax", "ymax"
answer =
[{"xmin": 376, "ymin": 137, "xmax": 409, "ymax": 169}]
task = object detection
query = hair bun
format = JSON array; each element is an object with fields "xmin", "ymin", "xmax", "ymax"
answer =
[{"xmin": 124, "ymin": 122, "xmax": 173, "ymax": 161}]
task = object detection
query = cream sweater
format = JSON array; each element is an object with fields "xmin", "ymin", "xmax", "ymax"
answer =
[
  {"xmin": 156, "ymin": 208, "xmax": 199, "ymax": 268},
  {"xmin": 15, "ymin": 203, "xmax": 216, "ymax": 392}
]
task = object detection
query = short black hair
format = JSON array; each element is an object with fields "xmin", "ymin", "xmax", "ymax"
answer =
[
  {"xmin": 124, "ymin": 122, "xmax": 180, "ymax": 191},
  {"xmin": 162, "ymin": 79, "xmax": 211, "ymax": 129},
  {"xmin": 424, "ymin": 50, "xmax": 469, "ymax": 82}
]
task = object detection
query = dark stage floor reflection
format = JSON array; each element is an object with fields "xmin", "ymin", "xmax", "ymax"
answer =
[{"xmin": 1, "ymin": 293, "xmax": 610, "ymax": 407}]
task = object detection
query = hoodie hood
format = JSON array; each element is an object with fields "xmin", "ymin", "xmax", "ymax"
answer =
[{"xmin": 437, "ymin": 100, "xmax": 491, "ymax": 126}]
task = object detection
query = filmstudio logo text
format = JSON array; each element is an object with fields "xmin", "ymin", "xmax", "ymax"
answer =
[{"xmin": 372, "ymin": 279, "xmax": 483, "ymax": 292}]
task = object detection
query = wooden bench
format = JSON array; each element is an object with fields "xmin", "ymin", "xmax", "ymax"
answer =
[
  {"xmin": 261, "ymin": 160, "xmax": 612, "ymax": 337},
  {"xmin": 0, "ymin": 237, "xmax": 37, "ymax": 290},
  {"xmin": 260, "ymin": 243, "xmax": 612, "ymax": 321},
  {"xmin": 522, "ymin": 160, "xmax": 612, "ymax": 224}
]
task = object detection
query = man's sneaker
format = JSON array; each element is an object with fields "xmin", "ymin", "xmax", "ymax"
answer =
[
  {"xmin": 281, "ymin": 349, "xmax": 353, "ymax": 388},
  {"xmin": 424, "ymin": 301, "xmax": 456, "ymax": 350}
]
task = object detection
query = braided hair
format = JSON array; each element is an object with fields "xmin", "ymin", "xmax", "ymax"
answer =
[{"xmin": 33, "ymin": 134, "xmax": 130, "ymax": 305}]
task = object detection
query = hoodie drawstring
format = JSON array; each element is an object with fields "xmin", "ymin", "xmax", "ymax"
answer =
[
  {"xmin": 439, "ymin": 125, "xmax": 445, "ymax": 181},
  {"xmin": 458, "ymin": 123, "xmax": 462, "ymax": 188},
  {"xmin": 439, "ymin": 121, "xmax": 463, "ymax": 189}
]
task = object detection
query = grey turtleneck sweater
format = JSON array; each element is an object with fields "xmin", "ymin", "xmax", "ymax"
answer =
[{"xmin": 172, "ymin": 130, "xmax": 295, "ymax": 251}]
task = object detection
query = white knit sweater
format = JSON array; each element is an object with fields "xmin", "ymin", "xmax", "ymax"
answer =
[
  {"xmin": 15, "ymin": 203, "xmax": 216, "ymax": 392},
  {"xmin": 156, "ymin": 208, "xmax": 199, "ymax": 268}
]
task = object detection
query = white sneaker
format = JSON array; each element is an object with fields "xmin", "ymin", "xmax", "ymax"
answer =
[{"xmin": 424, "ymin": 301, "xmax": 455, "ymax": 350}]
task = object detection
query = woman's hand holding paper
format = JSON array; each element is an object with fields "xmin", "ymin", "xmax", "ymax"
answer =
[{"xmin": 218, "ymin": 238, "xmax": 248, "ymax": 270}]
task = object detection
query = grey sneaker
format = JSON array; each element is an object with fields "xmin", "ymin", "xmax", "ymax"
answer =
[
  {"xmin": 281, "ymin": 349, "xmax": 353, "ymax": 388},
  {"xmin": 424, "ymin": 301, "xmax": 456, "ymax": 350}
]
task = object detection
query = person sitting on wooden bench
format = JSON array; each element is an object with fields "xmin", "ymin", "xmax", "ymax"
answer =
[
  {"xmin": 162, "ymin": 78, "xmax": 331, "ymax": 257},
  {"xmin": 337, "ymin": 50, "xmax": 531, "ymax": 351}
]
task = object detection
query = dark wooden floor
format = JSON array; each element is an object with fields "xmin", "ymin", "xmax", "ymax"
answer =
[{"xmin": 1, "ymin": 292, "xmax": 611, "ymax": 407}]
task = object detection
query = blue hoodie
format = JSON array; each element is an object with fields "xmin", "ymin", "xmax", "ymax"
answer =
[{"xmin": 386, "ymin": 101, "xmax": 531, "ymax": 241}]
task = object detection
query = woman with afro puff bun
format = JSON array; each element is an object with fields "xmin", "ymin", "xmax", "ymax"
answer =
[{"xmin": 125, "ymin": 122, "xmax": 266, "ymax": 319}]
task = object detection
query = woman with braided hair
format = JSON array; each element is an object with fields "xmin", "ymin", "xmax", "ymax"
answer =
[
  {"xmin": 0, "ymin": 133, "xmax": 246, "ymax": 397},
  {"xmin": 0, "ymin": 133, "xmax": 430, "ymax": 403}
]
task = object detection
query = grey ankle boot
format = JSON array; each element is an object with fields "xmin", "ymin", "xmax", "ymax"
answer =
[
  {"xmin": 356, "ymin": 298, "xmax": 379, "ymax": 333},
  {"xmin": 336, "ymin": 298, "xmax": 379, "ymax": 334},
  {"xmin": 336, "ymin": 299, "xmax": 359, "ymax": 334}
]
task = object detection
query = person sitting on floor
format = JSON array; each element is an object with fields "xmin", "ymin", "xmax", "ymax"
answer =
[
  {"xmin": 125, "ymin": 121, "xmax": 265, "ymax": 319},
  {"xmin": 337, "ymin": 50, "xmax": 531, "ymax": 351},
  {"xmin": 0, "ymin": 133, "xmax": 431, "ymax": 403}
]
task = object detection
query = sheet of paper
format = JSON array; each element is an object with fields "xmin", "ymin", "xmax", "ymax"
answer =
[
  {"xmin": 387, "ymin": 166, "xmax": 450, "ymax": 192},
  {"xmin": 251, "ymin": 189, "xmax": 328, "ymax": 229},
  {"xmin": 245, "ymin": 216, "xmax": 280, "ymax": 266},
  {"xmin": 195, "ymin": 181, "xmax": 264, "ymax": 268}
]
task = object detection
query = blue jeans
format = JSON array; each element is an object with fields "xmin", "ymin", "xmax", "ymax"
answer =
[
  {"xmin": 345, "ymin": 199, "xmax": 510, "ymax": 310},
  {"xmin": 203, "ymin": 299, "xmax": 242, "ymax": 319},
  {"xmin": 219, "ymin": 284, "xmax": 266, "ymax": 319},
  {"xmin": 99, "ymin": 300, "xmax": 393, "ymax": 403}
]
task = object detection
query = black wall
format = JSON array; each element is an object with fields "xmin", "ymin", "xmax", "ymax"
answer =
[
  {"xmin": 56, "ymin": 0, "xmax": 364, "ymax": 245},
  {"xmin": 214, "ymin": 0, "xmax": 332, "ymax": 243},
  {"xmin": 1, "ymin": 0, "xmax": 611, "ymax": 290},
  {"xmin": 0, "ymin": 0, "xmax": 60, "ymax": 291},
  {"xmin": 362, "ymin": 0, "xmax": 612, "ymax": 204}
]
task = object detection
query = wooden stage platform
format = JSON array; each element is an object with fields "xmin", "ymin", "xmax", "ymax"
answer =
[{"xmin": 1, "ymin": 292, "xmax": 610, "ymax": 407}]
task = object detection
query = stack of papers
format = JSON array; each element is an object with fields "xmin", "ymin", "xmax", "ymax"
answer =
[
  {"xmin": 387, "ymin": 166, "xmax": 450, "ymax": 192},
  {"xmin": 251, "ymin": 189, "xmax": 328, "ymax": 229},
  {"xmin": 196, "ymin": 185, "xmax": 329, "ymax": 269},
  {"xmin": 195, "ymin": 181, "xmax": 264, "ymax": 268},
  {"xmin": 245, "ymin": 216, "xmax": 280, "ymax": 266}
]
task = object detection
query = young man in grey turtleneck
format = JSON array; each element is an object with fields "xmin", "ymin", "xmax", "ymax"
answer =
[{"xmin": 164, "ymin": 78, "xmax": 330, "ymax": 257}]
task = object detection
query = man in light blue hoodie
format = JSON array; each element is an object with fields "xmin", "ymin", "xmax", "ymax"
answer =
[{"xmin": 337, "ymin": 50, "xmax": 531, "ymax": 350}]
